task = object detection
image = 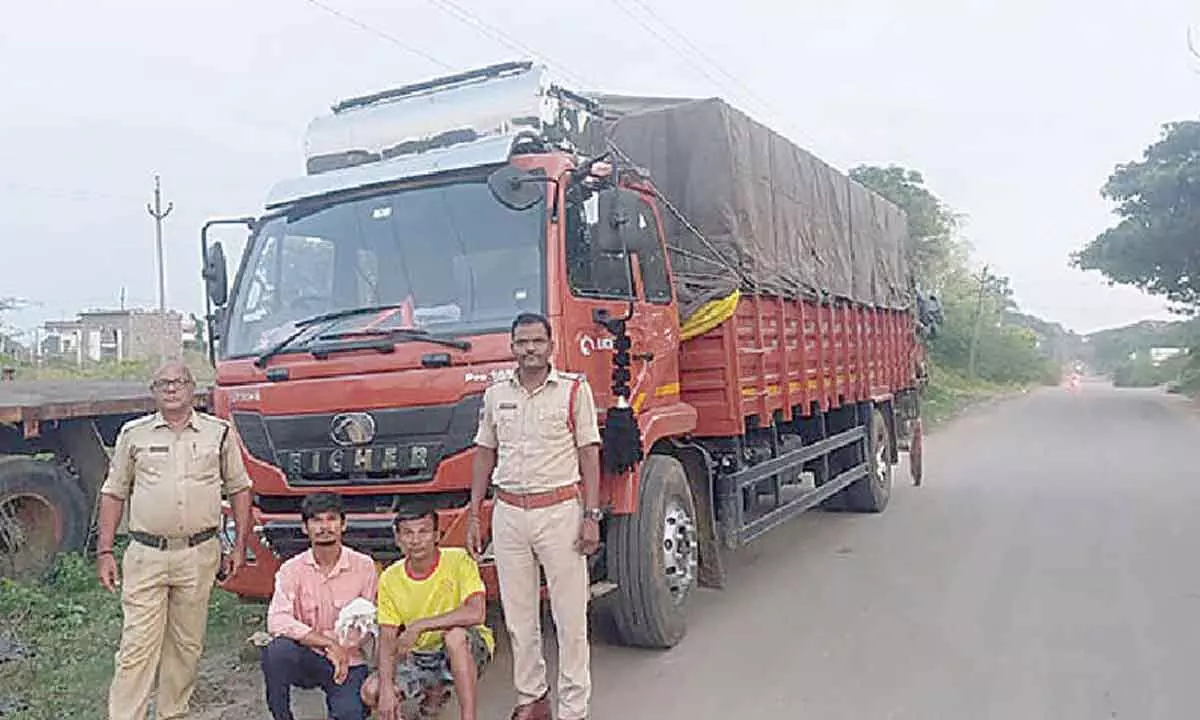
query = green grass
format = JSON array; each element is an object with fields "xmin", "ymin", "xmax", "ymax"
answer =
[
  {"xmin": 0, "ymin": 549, "xmax": 261, "ymax": 720},
  {"xmin": 0, "ymin": 350, "xmax": 214, "ymax": 384},
  {"xmin": 921, "ymin": 362, "xmax": 1025, "ymax": 425}
]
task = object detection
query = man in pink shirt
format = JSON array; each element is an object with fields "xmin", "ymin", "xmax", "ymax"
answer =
[{"xmin": 263, "ymin": 492, "xmax": 379, "ymax": 720}]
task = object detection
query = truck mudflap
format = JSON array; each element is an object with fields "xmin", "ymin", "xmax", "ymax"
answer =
[{"xmin": 908, "ymin": 418, "xmax": 924, "ymax": 487}]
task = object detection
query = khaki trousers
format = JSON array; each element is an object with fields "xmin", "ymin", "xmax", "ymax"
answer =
[
  {"xmin": 108, "ymin": 537, "xmax": 221, "ymax": 720},
  {"xmin": 493, "ymin": 496, "xmax": 591, "ymax": 720}
]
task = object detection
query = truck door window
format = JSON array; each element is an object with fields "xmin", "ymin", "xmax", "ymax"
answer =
[
  {"xmin": 237, "ymin": 235, "xmax": 278, "ymax": 325},
  {"xmin": 633, "ymin": 198, "xmax": 672, "ymax": 305},
  {"xmin": 566, "ymin": 192, "xmax": 634, "ymax": 299}
]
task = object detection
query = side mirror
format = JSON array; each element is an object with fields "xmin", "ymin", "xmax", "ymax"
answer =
[
  {"xmin": 595, "ymin": 188, "xmax": 646, "ymax": 255},
  {"xmin": 487, "ymin": 165, "xmax": 547, "ymax": 211},
  {"xmin": 203, "ymin": 241, "xmax": 229, "ymax": 307}
]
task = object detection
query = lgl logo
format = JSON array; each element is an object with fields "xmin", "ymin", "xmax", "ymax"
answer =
[{"xmin": 579, "ymin": 335, "xmax": 614, "ymax": 357}]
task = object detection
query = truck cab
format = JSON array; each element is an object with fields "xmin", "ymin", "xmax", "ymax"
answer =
[{"xmin": 202, "ymin": 61, "xmax": 688, "ymax": 615}]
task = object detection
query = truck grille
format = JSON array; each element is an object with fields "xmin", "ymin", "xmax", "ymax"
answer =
[{"xmin": 231, "ymin": 395, "xmax": 483, "ymax": 486}]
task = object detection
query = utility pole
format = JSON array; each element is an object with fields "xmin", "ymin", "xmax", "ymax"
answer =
[
  {"xmin": 967, "ymin": 264, "xmax": 990, "ymax": 380},
  {"xmin": 147, "ymin": 175, "xmax": 174, "ymax": 361}
]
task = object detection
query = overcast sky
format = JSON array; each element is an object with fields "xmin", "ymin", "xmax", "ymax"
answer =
[{"xmin": 2, "ymin": 0, "xmax": 1196, "ymax": 336}]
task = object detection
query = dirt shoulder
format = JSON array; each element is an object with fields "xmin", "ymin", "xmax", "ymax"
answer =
[{"xmin": 0, "ymin": 552, "xmax": 268, "ymax": 720}]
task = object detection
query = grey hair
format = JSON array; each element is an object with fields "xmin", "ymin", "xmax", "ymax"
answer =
[{"xmin": 152, "ymin": 359, "xmax": 194, "ymax": 384}]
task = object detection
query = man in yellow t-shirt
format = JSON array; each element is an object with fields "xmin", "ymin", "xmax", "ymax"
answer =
[{"xmin": 363, "ymin": 506, "xmax": 494, "ymax": 720}]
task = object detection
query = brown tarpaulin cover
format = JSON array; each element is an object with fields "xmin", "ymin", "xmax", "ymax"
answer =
[{"xmin": 591, "ymin": 94, "xmax": 912, "ymax": 320}]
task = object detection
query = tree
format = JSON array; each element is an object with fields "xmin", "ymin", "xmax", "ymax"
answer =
[
  {"xmin": 1072, "ymin": 121, "xmax": 1200, "ymax": 310},
  {"xmin": 0, "ymin": 297, "xmax": 28, "ymax": 341},
  {"xmin": 850, "ymin": 165, "xmax": 966, "ymax": 285},
  {"xmin": 184, "ymin": 312, "xmax": 207, "ymax": 354}
]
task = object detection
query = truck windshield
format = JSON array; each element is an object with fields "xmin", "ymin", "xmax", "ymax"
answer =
[{"xmin": 223, "ymin": 178, "xmax": 545, "ymax": 359}]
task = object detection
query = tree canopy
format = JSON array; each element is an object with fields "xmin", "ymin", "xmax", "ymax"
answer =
[
  {"xmin": 848, "ymin": 165, "xmax": 964, "ymax": 284},
  {"xmin": 852, "ymin": 164, "xmax": 1061, "ymax": 386},
  {"xmin": 1072, "ymin": 120, "xmax": 1200, "ymax": 309}
]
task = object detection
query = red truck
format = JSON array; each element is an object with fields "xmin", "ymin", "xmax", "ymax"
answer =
[{"xmin": 201, "ymin": 61, "xmax": 932, "ymax": 648}]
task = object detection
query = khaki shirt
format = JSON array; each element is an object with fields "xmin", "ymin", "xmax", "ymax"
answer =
[
  {"xmin": 100, "ymin": 410, "xmax": 252, "ymax": 538},
  {"xmin": 474, "ymin": 368, "xmax": 601, "ymax": 493}
]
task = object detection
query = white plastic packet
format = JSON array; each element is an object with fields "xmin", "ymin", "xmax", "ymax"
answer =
[{"xmin": 335, "ymin": 597, "xmax": 379, "ymax": 646}]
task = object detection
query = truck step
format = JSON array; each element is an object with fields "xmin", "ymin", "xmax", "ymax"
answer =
[{"xmin": 590, "ymin": 581, "xmax": 618, "ymax": 599}]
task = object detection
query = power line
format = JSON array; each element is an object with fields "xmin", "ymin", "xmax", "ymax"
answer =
[
  {"xmin": 420, "ymin": 0, "xmax": 596, "ymax": 87},
  {"xmin": 605, "ymin": 0, "xmax": 815, "ymax": 148},
  {"xmin": 300, "ymin": 0, "xmax": 594, "ymax": 90},
  {"xmin": 0, "ymin": 182, "xmax": 142, "ymax": 203},
  {"xmin": 622, "ymin": 0, "xmax": 780, "ymax": 116},
  {"xmin": 607, "ymin": 0, "xmax": 742, "ymax": 103},
  {"xmin": 299, "ymin": 0, "xmax": 453, "ymax": 70}
]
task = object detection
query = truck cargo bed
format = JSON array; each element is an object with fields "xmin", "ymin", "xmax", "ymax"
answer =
[
  {"xmin": 680, "ymin": 295, "xmax": 918, "ymax": 437},
  {"xmin": 593, "ymin": 94, "xmax": 912, "ymax": 321},
  {"xmin": 0, "ymin": 381, "xmax": 208, "ymax": 425}
]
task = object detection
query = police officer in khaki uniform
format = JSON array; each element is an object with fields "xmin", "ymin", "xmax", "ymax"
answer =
[
  {"xmin": 468, "ymin": 313, "xmax": 603, "ymax": 720},
  {"xmin": 95, "ymin": 360, "xmax": 253, "ymax": 720}
]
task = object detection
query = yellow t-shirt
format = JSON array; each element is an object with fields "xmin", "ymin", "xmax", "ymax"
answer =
[{"xmin": 376, "ymin": 547, "xmax": 495, "ymax": 654}]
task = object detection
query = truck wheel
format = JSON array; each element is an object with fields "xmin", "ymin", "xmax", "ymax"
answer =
[
  {"xmin": 0, "ymin": 457, "xmax": 89, "ymax": 576},
  {"xmin": 843, "ymin": 408, "xmax": 893, "ymax": 513},
  {"xmin": 605, "ymin": 454, "xmax": 698, "ymax": 649}
]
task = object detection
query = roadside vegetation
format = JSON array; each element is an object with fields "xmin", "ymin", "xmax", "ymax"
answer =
[
  {"xmin": 851, "ymin": 165, "xmax": 1064, "ymax": 422},
  {"xmin": 0, "ymin": 547, "xmax": 264, "ymax": 720},
  {"xmin": 0, "ymin": 350, "xmax": 214, "ymax": 384},
  {"xmin": 0, "ymin": 346, "xmax": 240, "ymax": 717},
  {"xmin": 1068, "ymin": 120, "xmax": 1200, "ymax": 396}
]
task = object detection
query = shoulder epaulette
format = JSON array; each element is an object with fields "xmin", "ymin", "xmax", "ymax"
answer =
[
  {"xmin": 199, "ymin": 411, "xmax": 233, "ymax": 428},
  {"xmin": 124, "ymin": 413, "xmax": 158, "ymax": 430}
]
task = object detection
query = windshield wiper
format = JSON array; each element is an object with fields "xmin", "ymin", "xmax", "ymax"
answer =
[
  {"xmin": 253, "ymin": 303, "xmax": 414, "ymax": 368},
  {"xmin": 316, "ymin": 327, "xmax": 472, "ymax": 352}
]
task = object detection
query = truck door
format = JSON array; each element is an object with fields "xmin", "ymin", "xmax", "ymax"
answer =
[
  {"xmin": 624, "ymin": 192, "xmax": 681, "ymax": 414},
  {"xmin": 558, "ymin": 188, "xmax": 681, "ymax": 415}
]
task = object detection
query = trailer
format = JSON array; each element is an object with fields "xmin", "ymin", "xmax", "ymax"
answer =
[{"xmin": 0, "ymin": 379, "xmax": 208, "ymax": 575}]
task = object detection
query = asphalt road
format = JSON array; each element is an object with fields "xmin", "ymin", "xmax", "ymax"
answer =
[{"xmin": 469, "ymin": 383, "xmax": 1200, "ymax": 720}]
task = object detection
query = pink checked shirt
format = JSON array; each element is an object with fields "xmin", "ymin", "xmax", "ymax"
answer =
[{"xmin": 266, "ymin": 546, "xmax": 379, "ymax": 666}]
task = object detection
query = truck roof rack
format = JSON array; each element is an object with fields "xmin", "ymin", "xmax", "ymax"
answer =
[{"xmin": 332, "ymin": 60, "xmax": 536, "ymax": 114}]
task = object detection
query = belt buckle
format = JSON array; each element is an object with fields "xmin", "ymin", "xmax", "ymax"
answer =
[{"xmin": 164, "ymin": 536, "xmax": 189, "ymax": 551}]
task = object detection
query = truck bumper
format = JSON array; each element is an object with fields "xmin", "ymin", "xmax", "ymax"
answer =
[{"xmin": 218, "ymin": 501, "xmax": 500, "ymax": 601}]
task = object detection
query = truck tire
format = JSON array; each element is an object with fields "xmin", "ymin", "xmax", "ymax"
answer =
[
  {"xmin": 605, "ymin": 454, "xmax": 699, "ymax": 649},
  {"xmin": 842, "ymin": 408, "xmax": 893, "ymax": 513},
  {"xmin": 0, "ymin": 457, "xmax": 90, "ymax": 576}
]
